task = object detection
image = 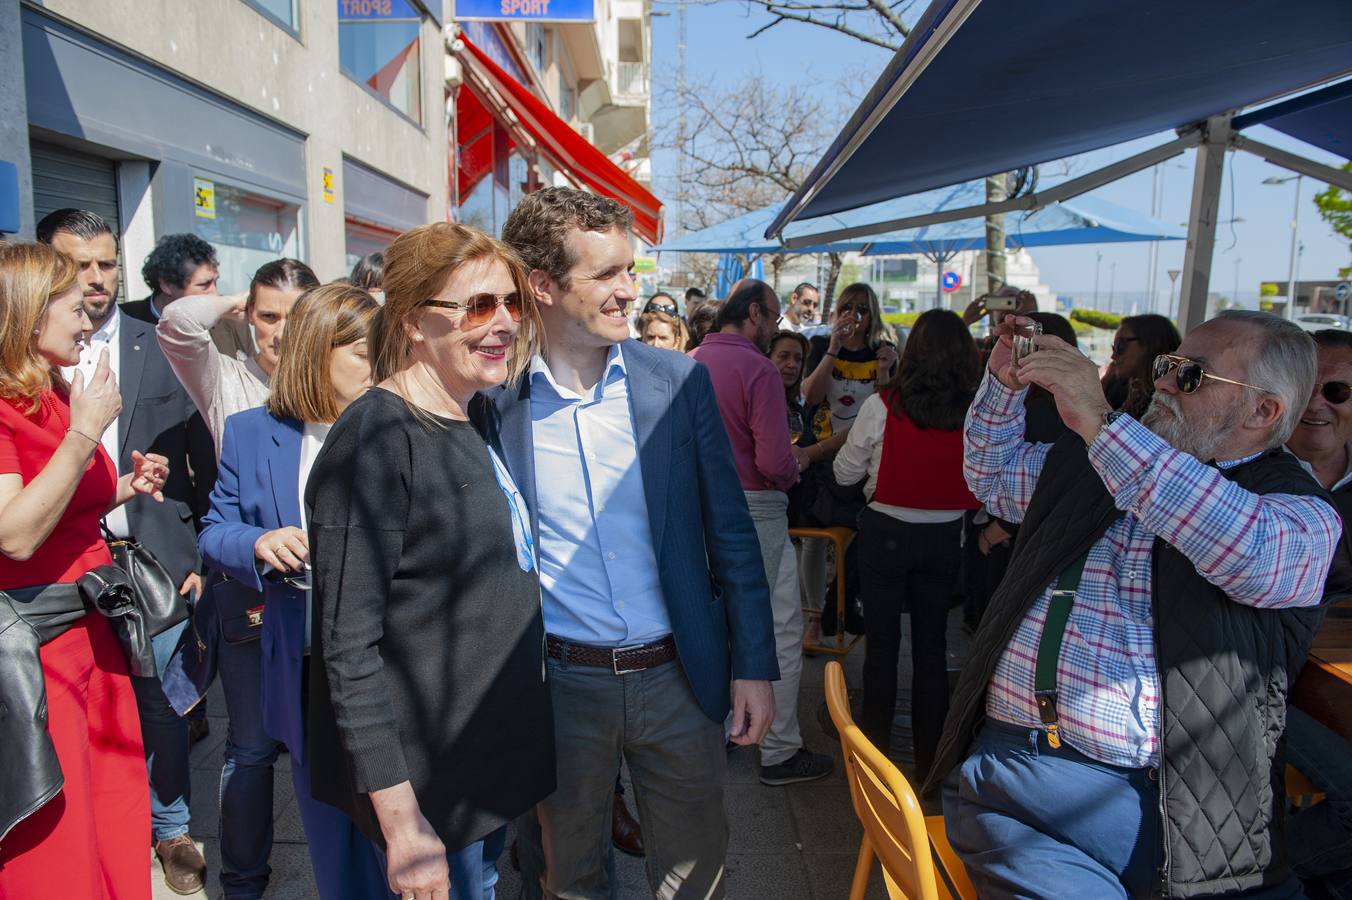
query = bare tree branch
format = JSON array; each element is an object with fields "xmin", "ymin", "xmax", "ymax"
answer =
[{"xmin": 738, "ymin": 0, "xmax": 915, "ymax": 50}]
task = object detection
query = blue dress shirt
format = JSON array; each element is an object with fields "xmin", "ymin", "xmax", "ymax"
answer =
[{"xmin": 529, "ymin": 344, "xmax": 671, "ymax": 646}]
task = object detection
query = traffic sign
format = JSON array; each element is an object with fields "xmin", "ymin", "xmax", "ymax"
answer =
[
  {"xmin": 1167, "ymin": 269, "xmax": 1181, "ymax": 283},
  {"xmin": 941, "ymin": 271, "xmax": 962, "ymax": 293},
  {"xmin": 1336, "ymin": 282, "xmax": 1351, "ymax": 303}
]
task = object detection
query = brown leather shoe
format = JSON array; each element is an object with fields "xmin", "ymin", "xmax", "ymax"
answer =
[
  {"xmin": 612, "ymin": 790, "xmax": 644, "ymax": 857},
  {"xmin": 155, "ymin": 834, "xmax": 206, "ymax": 895}
]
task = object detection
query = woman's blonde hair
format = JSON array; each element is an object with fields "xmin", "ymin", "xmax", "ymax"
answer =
[
  {"xmin": 370, "ymin": 222, "xmax": 541, "ymax": 387},
  {"xmin": 0, "ymin": 241, "xmax": 79, "ymax": 414},
  {"xmin": 638, "ymin": 310, "xmax": 690, "ymax": 350},
  {"xmin": 833, "ymin": 282, "xmax": 885, "ymax": 350},
  {"xmin": 267, "ymin": 283, "xmax": 379, "ymax": 424}
]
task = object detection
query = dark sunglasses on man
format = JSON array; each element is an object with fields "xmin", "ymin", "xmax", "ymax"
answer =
[
  {"xmin": 424, "ymin": 291, "xmax": 523, "ymax": 327},
  {"xmin": 1152, "ymin": 354, "xmax": 1262, "ymax": 394}
]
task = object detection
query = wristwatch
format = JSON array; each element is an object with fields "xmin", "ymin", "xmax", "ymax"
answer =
[{"xmin": 1093, "ymin": 409, "xmax": 1127, "ymax": 445}]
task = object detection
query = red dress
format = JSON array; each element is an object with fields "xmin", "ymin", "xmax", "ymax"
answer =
[{"xmin": 0, "ymin": 390, "xmax": 150, "ymax": 900}]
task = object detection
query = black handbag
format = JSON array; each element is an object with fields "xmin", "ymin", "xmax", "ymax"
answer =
[
  {"xmin": 95, "ymin": 524, "xmax": 191, "ymax": 676},
  {"xmin": 211, "ymin": 570, "xmax": 265, "ymax": 645}
]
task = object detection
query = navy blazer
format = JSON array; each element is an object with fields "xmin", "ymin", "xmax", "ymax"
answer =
[
  {"xmin": 197, "ymin": 408, "xmax": 310, "ymax": 758},
  {"xmin": 114, "ymin": 309, "xmax": 216, "ymax": 585},
  {"xmin": 487, "ymin": 339, "xmax": 779, "ymax": 723}
]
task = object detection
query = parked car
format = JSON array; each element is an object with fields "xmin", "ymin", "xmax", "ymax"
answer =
[{"xmin": 1295, "ymin": 313, "xmax": 1352, "ymax": 333}]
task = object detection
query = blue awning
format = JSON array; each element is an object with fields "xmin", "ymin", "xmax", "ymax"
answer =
[
  {"xmin": 767, "ymin": 0, "xmax": 1352, "ymax": 237},
  {"xmin": 1232, "ymin": 79, "xmax": 1352, "ymax": 159},
  {"xmin": 656, "ymin": 183, "xmax": 1184, "ymax": 256}
]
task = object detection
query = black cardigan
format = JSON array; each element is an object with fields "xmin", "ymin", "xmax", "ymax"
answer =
[{"xmin": 305, "ymin": 388, "xmax": 554, "ymax": 851}]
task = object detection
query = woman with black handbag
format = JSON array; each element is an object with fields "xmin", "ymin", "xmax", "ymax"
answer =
[
  {"xmin": 196, "ymin": 284, "xmax": 389, "ymax": 899},
  {"xmin": 833, "ymin": 309, "xmax": 981, "ymax": 782},
  {"xmin": 0, "ymin": 241, "xmax": 168, "ymax": 898}
]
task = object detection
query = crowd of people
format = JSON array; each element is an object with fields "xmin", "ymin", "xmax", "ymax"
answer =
[{"xmin": 0, "ymin": 184, "xmax": 1348, "ymax": 900}]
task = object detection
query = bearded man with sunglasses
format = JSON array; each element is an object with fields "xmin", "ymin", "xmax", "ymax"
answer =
[
  {"xmin": 494, "ymin": 187, "xmax": 777, "ymax": 899},
  {"xmin": 926, "ymin": 309, "xmax": 1350, "ymax": 899}
]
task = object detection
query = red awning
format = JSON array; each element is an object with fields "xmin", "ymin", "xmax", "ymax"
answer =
[{"xmin": 457, "ymin": 35, "xmax": 663, "ymax": 244}]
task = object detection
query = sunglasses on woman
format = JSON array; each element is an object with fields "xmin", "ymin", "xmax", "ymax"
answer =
[
  {"xmin": 644, "ymin": 301, "xmax": 678, "ymax": 317},
  {"xmin": 1152, "ymin": 354, "xmax": 1262, "ymax": 394},
  {"xmin": 424, "ymin": 291, "xmax": 522, "ymax": 327},
  {"xmin": 1315, "ymin": 381, "xmax": 1352, "ymax": 404},
  {"xmin": 1112, "ymin": 337, "xmax": 1140, "ymax": 356}
]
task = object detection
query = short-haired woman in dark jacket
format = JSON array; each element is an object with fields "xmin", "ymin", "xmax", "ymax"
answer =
[{"xmin": 833, "ymin": 309, "xmax": 981, "ymax": 781}]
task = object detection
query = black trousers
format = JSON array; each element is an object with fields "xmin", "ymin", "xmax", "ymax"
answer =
[{"xmin": 856, "ymin": 508, "xmax": 963, "ymax": 781}]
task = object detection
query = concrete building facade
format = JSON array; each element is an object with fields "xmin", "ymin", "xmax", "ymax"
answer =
[{"xmin": 8, "ymin": 0, "xmax": 448, "ymax": 294}]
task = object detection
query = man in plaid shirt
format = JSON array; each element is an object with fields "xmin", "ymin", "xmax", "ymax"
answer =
[{"xmin": 934, "ymin": 310, "xmax": 1343, "ymax": 899}]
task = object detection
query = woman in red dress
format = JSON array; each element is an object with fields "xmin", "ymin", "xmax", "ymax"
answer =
[{"xmin": 0, "ymin": 242, "xmax": 169, "ymax": 899}]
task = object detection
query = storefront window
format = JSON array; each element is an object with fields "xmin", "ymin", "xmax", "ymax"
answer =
[
  {"xmin": 338, "ymin": 0, "xmax": 423, "ymax": 125},
  {"xmin": 193, "ymin": 181, "xmax": 302, "ymax": 294},
  {"xmin": 345, "ymin": 219, "xmax": 399, "ymax": 273},
  {"xmin": 244, "ymin": 0, "xmax": 298, "ymax": 31}
]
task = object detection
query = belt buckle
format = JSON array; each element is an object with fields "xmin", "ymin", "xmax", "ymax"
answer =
[{"xmin": 611, "ymin": 642, "xmax": 645, "ymax": 675}]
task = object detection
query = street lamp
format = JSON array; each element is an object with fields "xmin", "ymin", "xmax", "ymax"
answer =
[
  {"xmin": 1093, "ymin": 250, "xmax": 1103, "ymax": 309},
  {"xmin": 1263, "ymin": 174, "xmax": 1303, "ymax": 320},
  {"xmin": 1232, "ymin": 257, "xmax": 1242, "ymax": 308}
]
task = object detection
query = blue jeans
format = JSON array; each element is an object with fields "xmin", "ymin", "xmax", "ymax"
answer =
[
  {"xmin": 1285, "ymin": 707, "xmax": 1352, "ymax": 899},
  {"xmin": 130, "ymin": 620, "xmax": 191, "ymax": 842},
  {"xmin": 376, "ymin": 826, "xmax": 506, "ymax": 900},
  {"xmin": 218, "ymin": 637, "xmax": 281, "ymax": 899},
  {"xmin": 943, "ymin": 720, "xmax": 1305, "ymax": 900}
]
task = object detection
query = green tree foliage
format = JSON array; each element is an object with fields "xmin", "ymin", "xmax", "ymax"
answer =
[
  {"xmin": 1314, "ymin": 163, "xmax": 1352, "ymax": 277},
  {"xmin": 1069, "ymin": 308, "xmax": 1123, "ymax": 330}
]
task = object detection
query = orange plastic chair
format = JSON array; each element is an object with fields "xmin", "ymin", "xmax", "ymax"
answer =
[
  {"xmin": 791, "ymin": 525, "xmax": 864, "ymax": 657},
  {"xmin": 824, "ymin": 661, "xmax": 976, "ymax": 900}
]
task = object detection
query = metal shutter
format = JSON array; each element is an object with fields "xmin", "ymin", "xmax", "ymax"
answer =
[
  {"xmin": 30, "ymin": 141, "xmax": 121, "ymax": 235},
  {"xmin": 30, "ymin": 140, "xmax": 128, "ymax": 298}
]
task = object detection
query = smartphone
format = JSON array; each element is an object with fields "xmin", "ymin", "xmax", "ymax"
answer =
[{"xmin": 986, "ymin": 295, "xmax": 1020, "ymax": 312}]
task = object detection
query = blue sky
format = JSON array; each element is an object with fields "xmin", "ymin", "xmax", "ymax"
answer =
[{"xmin": 649, "ymin": 1, "xmax": 1350, "ymax": 304}]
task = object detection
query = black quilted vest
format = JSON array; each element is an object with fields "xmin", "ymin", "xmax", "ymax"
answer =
[{"xmin": 926, "ymin": 434, "xmax": 1349, "ymax": 897}]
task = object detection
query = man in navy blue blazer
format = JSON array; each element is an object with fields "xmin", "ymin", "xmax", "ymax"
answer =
[{"xmin": 494, "ymin": 187, "xmax": 778, "ymax": 899}]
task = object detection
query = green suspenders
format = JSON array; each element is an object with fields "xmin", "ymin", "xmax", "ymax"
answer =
[{"xmin": 1033, "ymin": 551, "xmax": 1090, "ymax": 749}]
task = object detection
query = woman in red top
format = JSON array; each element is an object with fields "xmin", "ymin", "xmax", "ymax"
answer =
[
  {"xmin": 0, "ymin": 242, "xmax": 169, "ymax": 899},
  {"xmin": 832, "ymin": 309, "xmax": 981, "ymax": 782}
]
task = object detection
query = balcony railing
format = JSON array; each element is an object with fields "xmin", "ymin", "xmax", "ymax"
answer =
[{"xmin": 615, "ymin": 61, "xmax": 650, "ymax": 100}]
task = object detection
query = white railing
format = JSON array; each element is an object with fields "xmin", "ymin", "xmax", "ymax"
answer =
[{"xmin": 615, "ymin": 61, "xmax": 649, "ymax": 99}]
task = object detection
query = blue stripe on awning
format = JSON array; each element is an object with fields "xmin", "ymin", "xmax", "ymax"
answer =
[
  {"xmin": 1233, "ymin": 79, "xmax": 1352, "ymax": 159},
  {"xmin": 768, "ymin": 0, "xmax": 1352, "ymax": 237}
]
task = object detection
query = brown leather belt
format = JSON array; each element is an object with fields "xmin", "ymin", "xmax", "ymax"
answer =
[{"xmin": 545, "ymin": 634, "xmax": 677, "ymax": 675}]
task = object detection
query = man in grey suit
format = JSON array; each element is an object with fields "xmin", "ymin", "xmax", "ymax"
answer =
[{"xmin": 39, "ymin": 209, "xmax": 216, "ymax": 896}]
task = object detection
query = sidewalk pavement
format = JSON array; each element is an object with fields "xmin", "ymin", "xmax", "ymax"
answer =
[{"xmin": 154, "ymin": 610, "xmax": 968, "ymax": 899}]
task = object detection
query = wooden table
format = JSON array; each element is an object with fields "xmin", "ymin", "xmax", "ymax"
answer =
[{"xmin": 1292, "ymin": 608, "xmax": 1352, "ymax": 743}]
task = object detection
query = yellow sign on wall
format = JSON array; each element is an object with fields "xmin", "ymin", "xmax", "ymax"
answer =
[
  {"xmin": 193, "ymin": 178, "xmax": 216, "ymax": 220},
  {"xmin": 322, "ymin": 167, "xmax": 335, "ymax": 204}
]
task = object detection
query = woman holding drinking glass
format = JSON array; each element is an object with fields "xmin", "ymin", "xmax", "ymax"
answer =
[
  {"xmin": 306, "ymin": 223, "xmax": 554, "ymax": 900},
  {"xmin": 196, "ymin": 283, "xmax": 389, "ymax": 899}
]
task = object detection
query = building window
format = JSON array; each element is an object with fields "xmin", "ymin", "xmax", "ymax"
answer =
[
  {"xmin": 526, "ymin": 24, "xmax": 549, "ymax": 74},
  {"xmin": 243, "ymin": 0, "xmax": 299, "ymax": 32},
  {"xmin": 559, "ymin": 83, "xmax": 576, "ymax": 122},
  {"xmin": 344, "ymin": 219, "xmax": 399, "ymax": 273},
  {"xmin": 338, "ymin": 0, "xmax": 423, "ymax": 125},
  {"xmin": 193, "ymin": 181, "xmax": 302, "ymax": 294}
]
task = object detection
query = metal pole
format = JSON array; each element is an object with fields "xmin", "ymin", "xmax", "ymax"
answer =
[
  {"xmin": 1093, "ymin": 251, "xmax": 1102, "ymax": 309},
  {"xmin": 1285, "ymin": 175, "xmax": 1302, "ymax": 320},
  {"xmin": 1108, "ymin": 261, "xmax": 1116, "ymax": 308},
  {"xmin": 1177, "ymin": 114, "xmax": 1230, "ymax": 335},
  {"xmin": 1233, "ymin": 257, "xmax": 1242, "ymax": 308}
]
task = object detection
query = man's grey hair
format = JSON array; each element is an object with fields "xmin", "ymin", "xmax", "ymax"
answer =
[{"xmin": 1216, "ymin": 309, "xmax": 1315, "ymax": 447}]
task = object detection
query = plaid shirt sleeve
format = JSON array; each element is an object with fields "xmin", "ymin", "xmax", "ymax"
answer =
[
  {"xmin": 963, "ymin": 371, "xmax": 1051, "ymax": 524},
  {"xmin": 1088, "ymin": 413, "xmax": 1340, "ymax": 609}
]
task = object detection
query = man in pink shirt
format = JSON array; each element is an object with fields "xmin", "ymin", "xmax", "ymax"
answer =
[{"xmin": 690, "ymin": 279, "xmax": 833, "ymax": 785}]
